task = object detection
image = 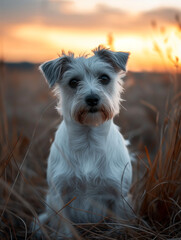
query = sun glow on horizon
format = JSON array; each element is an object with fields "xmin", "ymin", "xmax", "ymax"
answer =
[{"xmin": 2, "ymin": 23, "xmax": 181, "ymax": 72}]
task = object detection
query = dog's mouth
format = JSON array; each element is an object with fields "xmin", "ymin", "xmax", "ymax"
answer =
[
  {"xmin": 89, "ymin": 107, "xmax": 98, "ymax": 113},
  {"xmin": 74, "ymin": 105, "xmax": 114, "ymax": 126}
]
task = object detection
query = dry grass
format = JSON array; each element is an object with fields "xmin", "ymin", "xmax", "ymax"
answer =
[
  {"xmin": 0, "ymin": 59, "xmax": 181, "ymax": 239},
  {"xmin": 131, "ymin": 102, "xmax": 181, "ymax": 239}
]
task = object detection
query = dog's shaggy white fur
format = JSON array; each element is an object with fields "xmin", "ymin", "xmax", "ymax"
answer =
[{"xmin": 35, "ymin": 47, "xmax": 133, "ymax": 238}]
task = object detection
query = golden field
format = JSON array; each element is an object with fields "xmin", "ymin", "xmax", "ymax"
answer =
[{"xmin": 0, "ymin": 60, "xmax": 180, "ymax": 239}]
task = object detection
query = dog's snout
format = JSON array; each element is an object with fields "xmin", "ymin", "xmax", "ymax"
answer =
[{"xmin": 85, "ymin": 94, "xmax": 100, "ymax": 107}]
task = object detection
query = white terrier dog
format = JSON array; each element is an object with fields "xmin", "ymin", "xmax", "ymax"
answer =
[{"xmin": 35, "ymin": 47, "xmax": 132, "ymax": 238}]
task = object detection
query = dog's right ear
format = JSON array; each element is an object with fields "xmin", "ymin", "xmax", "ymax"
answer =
[{"xmin": 39, "ymin": 56, "xmax": 71, "ymax": 87}]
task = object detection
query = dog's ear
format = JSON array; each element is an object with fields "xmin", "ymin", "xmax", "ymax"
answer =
[
  {"xmin": 93, "ymin": 47, "xmax": 130, "ymax": 72},
  {"xmin": 39, "ymin": 56, "xmax": 71, "ymax": 87}
]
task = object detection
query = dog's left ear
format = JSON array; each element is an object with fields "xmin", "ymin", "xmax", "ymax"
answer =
[
  {"xmin": 39, "ymin": 56, "xmax": 71, "ymax": 87},
  {"xmin": 93, "ymin": 47, "xmax": 130, "ymax": 72}
]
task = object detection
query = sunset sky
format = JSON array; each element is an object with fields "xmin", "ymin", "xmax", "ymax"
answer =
[{"xmin": 1, "ymin": 0, "xmax": 181, "ymax": 71}]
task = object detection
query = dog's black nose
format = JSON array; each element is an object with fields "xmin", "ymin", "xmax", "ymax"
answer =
[{"xmin": 85, "ymin": 94, "xmax": 100, "ymax": 107}]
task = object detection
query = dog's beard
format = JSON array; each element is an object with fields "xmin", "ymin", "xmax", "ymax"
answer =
[{"xmin": 73, "ymin": 105, "xmax": 113, "ymax": 127}]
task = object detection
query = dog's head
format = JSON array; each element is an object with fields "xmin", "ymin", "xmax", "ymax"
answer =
[{"xmin": 39, "ymin": 47, "xmax": 130, "ymax": 127}]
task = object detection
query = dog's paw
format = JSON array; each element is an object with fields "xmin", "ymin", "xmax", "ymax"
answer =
[{"xmin": 31, "ymin": 213, "xmax": 49, "ymax": 239}]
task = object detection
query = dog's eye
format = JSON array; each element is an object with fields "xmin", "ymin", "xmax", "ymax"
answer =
[
  {"xmin": 99, "ymin": 74, "xmax": 110, "ymax": 85},
  {"xmin": 69, "ymin": 79, "xmax": 80, "ymax": 89}
]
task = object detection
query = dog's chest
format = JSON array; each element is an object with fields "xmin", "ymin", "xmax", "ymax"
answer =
[
  {"xmin": 51, "ymin": 121, "xmax": 129, "ymax": 182},
  {"xmin": 65, "ymin": 126, "xmax": 108, "ymax": 173},
  {"xmin": 72, "ymin": 145, "xmax": 106, "ymax": 174}
]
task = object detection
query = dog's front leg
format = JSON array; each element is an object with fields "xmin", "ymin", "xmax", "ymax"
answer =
[
  {"xmin": 31, "ymin": 212, "xmax": 49, "ymax": 239},
  {"xmin": 45, "ymin": 187, "xmax": 79, "ymax": 239}
]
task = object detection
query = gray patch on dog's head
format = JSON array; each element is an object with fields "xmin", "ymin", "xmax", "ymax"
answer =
[{"xmin": 93, "ymin": 46, "xmax": 130, "ymax": 72}]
